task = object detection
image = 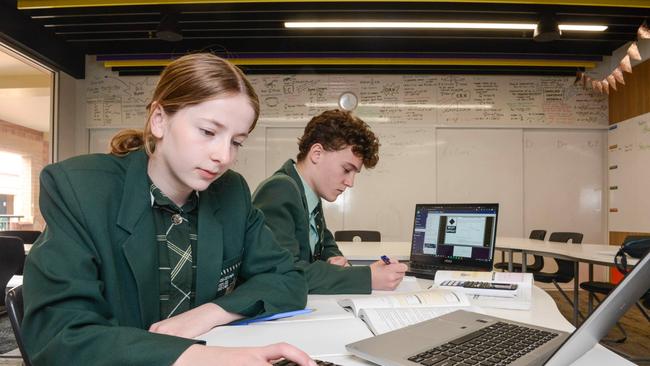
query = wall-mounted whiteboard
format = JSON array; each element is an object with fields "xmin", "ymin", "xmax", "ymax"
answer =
[
  {"xmin": 608, "ymin": 112, "xmax": 650, "ymax": 233},
  {"xmin": 436, "ymin": 129, "xmax": 524, "ymax": 238},
  {"xmin": 524, "ymin": 130, "xmax": 606, "ymax": 243}
]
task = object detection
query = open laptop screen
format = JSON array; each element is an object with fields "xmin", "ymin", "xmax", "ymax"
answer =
[{"xmin": 410, "ymin": 203, "xmax": 498, "ymax": 270}]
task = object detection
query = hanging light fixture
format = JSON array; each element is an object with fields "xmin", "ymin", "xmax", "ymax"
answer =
[
  {"xmin": 157, "ymin": 13, "xmax": 183, "ymax": 42},
  {"xmin": 533, "ymin": 14, "xmax": 562, "ymax": 42}
]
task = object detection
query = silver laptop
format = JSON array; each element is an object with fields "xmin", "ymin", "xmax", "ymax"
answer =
[
  {"xmin": 406, "ymin": 203, "xmax": 498, "ymax": 280},
  {"xmin": 347, "ymin": 251, "xmax": 650, "ymax": 366}
]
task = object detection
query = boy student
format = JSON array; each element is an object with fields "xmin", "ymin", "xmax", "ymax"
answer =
[
  {"xmin": 253, "ymin": 109, "xmax": 407, "ymax": 294},
  {"xmin": 22, "ymin": 53, "xmax": 316, "ymax": 366}
]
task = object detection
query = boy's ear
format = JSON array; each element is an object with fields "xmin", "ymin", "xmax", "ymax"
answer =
[
  {"xmin": 308, "ymin": 143, "xmax": 323, "ymax": 164},
  {"xmin": 149, "ymin": 102, "xmax": 166, "ymax": 139}
]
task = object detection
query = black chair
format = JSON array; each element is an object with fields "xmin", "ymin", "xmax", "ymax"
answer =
[
  {"xmin": 5, "ymin": 285, "xmax": 32, "ymax": 366},
  {"xmin": 579, "ymin": 236, "xmax": 650, "ymax": 343},
  {"xmin": 533, "ymin": 232, "xmax": 584, "ymax": 321},
  {"xmin": 0, "ymin": 231, "xmax": 41, "ymax": 245},
  {"xmin": 494, "ymin": 230, "xmax": 547, "ymax": 272},
  {"xmin": 0, "ymin": 230, "xmax": 40, "ymax": 275},
  {"xmin": 334, "ymin": 230, "xmax": 381, "ymax": 242},
  {"xmin": 0, "ymin": 236, "xmax": 25, "ymax": 315}
]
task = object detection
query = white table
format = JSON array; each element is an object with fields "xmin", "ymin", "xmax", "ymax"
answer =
[
  {"xmin": 197, "ymin": 279, "xmax": 633, "ymax": 365},
  {"xmin": 495, "ymin": 237, "xmax": 638, "ymax": 325},
  {"xmin": 338, "ymin": 237, "xmax": 636, "ymax": 325}
]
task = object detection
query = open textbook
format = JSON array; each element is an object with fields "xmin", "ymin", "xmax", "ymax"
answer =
[
  {"xmin": 338, "ymin": 289, "xmax": 476, "ymax": 335},
  {"xmin": 433, "ymin": 270, "xmax": 533, "ymax": 310}
]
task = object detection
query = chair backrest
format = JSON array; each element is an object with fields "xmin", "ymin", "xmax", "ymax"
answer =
[
  {"xmin": 528, "ymin": 230, "xmax": 547, "ymax": 241},
  {"xmin": 334, "ymin": 230, "xmax": 381, "ymax": 242},
  {"xmin": 547, "ymin": 232, "xmax": 583, "ymax": 282},
  {"xmin": 0, "ymin": 235, "xmax": 24, "ymax": 306},
  {"xmin": 548, "ymin": 232, "xmax": 583, "ymax": 244},
  {"xmin": 5, "ymin": 285, "xmax": 32, "ymax": 366},
  {"xmin": 0, "ymin": 230, "xmax": 42, "ymax": 244}
]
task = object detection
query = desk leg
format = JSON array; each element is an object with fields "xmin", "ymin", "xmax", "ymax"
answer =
[
  {"xmin": 588, "ymin": 264, "xmax": 594, "ymax": 314},
  {"xmin": 574, "ymin": 261, "xmax": 580, "ymax": 326},
  {"xmin": 521, "ymin": 251, "xmax": 527, "ymax": 272},
  {"xmin": 508, "ymin": 251, "xmax": 513, "ymax": 272}
]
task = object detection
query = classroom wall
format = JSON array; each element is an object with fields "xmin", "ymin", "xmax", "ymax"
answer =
[{"xmin": 607, "ymin": 58, "xmax": 650, "ymax": 249}]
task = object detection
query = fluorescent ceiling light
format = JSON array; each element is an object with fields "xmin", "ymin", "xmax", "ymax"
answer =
[
  {"xmin": 559, "ymin": 25, "xmax": 608, "ymax": 31},
  {"xmin": 284, "ymin": 22, "xmax": 607, "ymax": 32}
]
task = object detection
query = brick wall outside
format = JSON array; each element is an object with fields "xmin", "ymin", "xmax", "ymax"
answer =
[{"xmin": 0, "ymin": 119, "xmax": 49, "ymax": 231}]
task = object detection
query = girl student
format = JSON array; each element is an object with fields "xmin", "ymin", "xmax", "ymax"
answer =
[{"xmin": 22, "ymin": 53, "xmax": 315, "ymax": 366}]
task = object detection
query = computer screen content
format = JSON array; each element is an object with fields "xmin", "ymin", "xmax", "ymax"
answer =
[{"xmin": 411, "ymin": 204, "xmax": 498, "ymax": 262}]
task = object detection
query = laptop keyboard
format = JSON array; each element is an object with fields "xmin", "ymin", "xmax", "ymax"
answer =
[
  {"xmin": 406, "ymin": 321, "xmax": 559, "ymax": 366},
  {"xmin": 273, "ymin": 359, "xmax": 341, "ymax": 366}
]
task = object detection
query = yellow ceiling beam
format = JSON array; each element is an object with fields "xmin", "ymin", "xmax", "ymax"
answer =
[
  {"xmin": 17, "ymin": 0, "xmax": 650, "ymax": 9},
  {"xmin": 104, "ymin": 58, "xmax": 597, "ymax": 68}
]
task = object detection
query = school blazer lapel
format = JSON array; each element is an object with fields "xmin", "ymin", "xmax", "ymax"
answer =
[
  {"xmin": 279, "ymin": 159, "xmax": 320, "ymax": 260},
  {"xmin": 116, "ymin": 150, "xmax": 159, "ymax": 326},
  {"xmin": 195, "ymin": 187, "xmax": 223, "ymax": 305}
]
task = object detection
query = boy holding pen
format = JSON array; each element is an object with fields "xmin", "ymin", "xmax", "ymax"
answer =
[{"xmin": 252, "ymin": 109, "xmax": 407, "ymax": 294}]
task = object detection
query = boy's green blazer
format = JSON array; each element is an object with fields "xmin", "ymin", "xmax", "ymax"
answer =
[
  {"xmin": 253, "ymin": 159, "xmax": 371, "ymax": 294},
  {"xmin": 23, "ymin": 150, "xmax": 307, "ymax": 366}
]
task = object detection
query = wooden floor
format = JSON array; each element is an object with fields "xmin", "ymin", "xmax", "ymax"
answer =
[{"xmin": 548, "ymin": 290, "xmax": 650, "ymax": 365}]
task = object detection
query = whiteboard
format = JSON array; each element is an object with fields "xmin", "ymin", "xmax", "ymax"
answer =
[
  {"xmin": 608, "ymin": 112, "xmax": 650, "ymax": 232},
  {"xmin": 342, "ymin": 126, "xmax": 436, "ymax": 241},
  {"xmin": 88, "ymin": 128, "xmax": 121, "ymax": 154},
  {"xmin": 84, "ymin": 58, "xmax": 608, "ymax": 128},
  {"xmin": 436, "ymin": 129, "xmax": 524, "ymax": 238},
  {"xmin": 523, "ymin": 130, "xmax": 605, "ymax": 243}
]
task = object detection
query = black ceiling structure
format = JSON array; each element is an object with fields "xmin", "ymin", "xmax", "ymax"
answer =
[{"xmin": 1, "ymin": 0, "xmax": 649, "ymax": 78}]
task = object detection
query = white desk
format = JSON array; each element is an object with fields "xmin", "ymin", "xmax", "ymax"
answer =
[
  {"xmin": 338, "ymin": 237, "xmax": 636, "ymax": 325},
  {"xmin": 197, "ymin": 280, "xmax": 633, "ymax": 365},
  {"xmin": 495, "ymin": 237, "xmax": 638, "ymax": 325}
]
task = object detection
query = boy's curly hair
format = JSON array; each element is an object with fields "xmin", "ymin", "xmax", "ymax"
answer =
[{"xmin": 297, "ymin": 109, "xmax": 379, "ymax": 169}]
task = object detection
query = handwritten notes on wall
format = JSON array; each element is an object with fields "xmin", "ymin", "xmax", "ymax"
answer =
[
  {"xmin": 85, "ymin": 59, "xmax": 608, "ymax": 128},
  {"xmin": 608, "ymin": 112, "xmax": 650, "ymax": 232}
]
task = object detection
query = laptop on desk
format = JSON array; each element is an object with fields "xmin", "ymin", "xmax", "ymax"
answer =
[
  {"xmin": 347, "ymin": 251, "xmax": 650, "ymax": 366},
  {"xmin": 405, "ymin": 203, "xmax": 498, "ymax": 279}
]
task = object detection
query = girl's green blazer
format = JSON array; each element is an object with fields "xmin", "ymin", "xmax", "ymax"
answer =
[{"xmin": 22, "ymin": 149, "xmax": 307, "ymax": 366}]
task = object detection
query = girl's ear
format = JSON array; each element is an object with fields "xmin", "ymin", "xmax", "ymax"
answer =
[{"xmin": 149, "ymin": 102, "xmax": 166, "ymax": 139}]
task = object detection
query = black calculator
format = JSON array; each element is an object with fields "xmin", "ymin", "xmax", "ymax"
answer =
[{"xmin": 440, "ymin": 280, "xmax": 518, "ymax": 291}]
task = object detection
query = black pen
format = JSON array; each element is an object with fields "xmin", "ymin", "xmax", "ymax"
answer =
[{"xmin": 380, "ymin": 255, "xmax": 391, "ymax": 265}]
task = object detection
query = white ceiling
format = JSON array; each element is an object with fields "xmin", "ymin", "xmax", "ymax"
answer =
[{"xmin": 0, "ymin": 49, "xmax": 52, "ymax": 132}]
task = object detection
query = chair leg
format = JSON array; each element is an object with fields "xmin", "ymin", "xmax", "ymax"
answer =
[
  {"xmin": 635, "ymin": 302, "xmax": 650, "ymax": 322},
  {"xmin": 552, "ymin": 280, "xmax": 587, "ymax": 322}
]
